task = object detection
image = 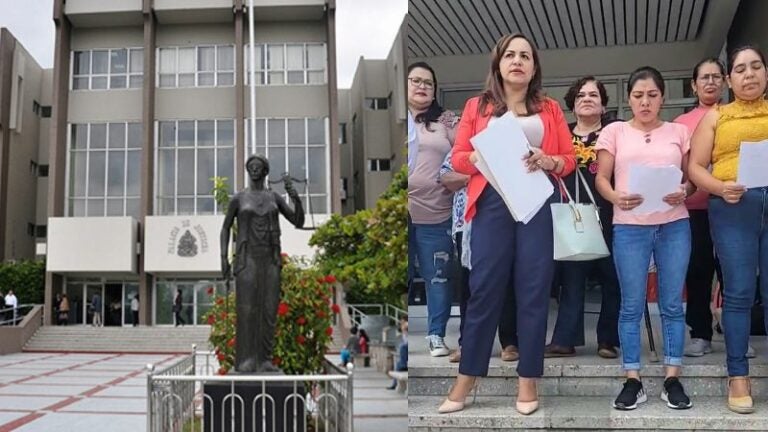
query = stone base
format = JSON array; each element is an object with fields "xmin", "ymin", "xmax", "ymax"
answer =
[{"xmin": 203, "ymin": 379, "xmax": 306, "ymax": 432}]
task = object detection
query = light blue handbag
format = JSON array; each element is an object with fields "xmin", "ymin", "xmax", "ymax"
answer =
[{"xmin": 550, "ymin": 170, "xmax": 610, "ymax": 261}]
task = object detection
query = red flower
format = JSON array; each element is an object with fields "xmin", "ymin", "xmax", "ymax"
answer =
[
  {"xmin": 207, "ymin": 286, "xmax": 214, "ymax": 296},
  {"xmin": 218, "ymin": 367, "xmax": 229, "ymax": 375},
  {"xmin": 296, "ymin": 316, "xmax": 307, "ymax": 325},
  {"xmin": 281, "ymin": 252, "xmax": 288, "ymax": 257},
  {"xmin": 215, "ymin": 297, "xmax": 224, "ymax": 305},
  {"xmin": 588, "ymin": 161, "xmax": 599, "ymax": 174},
  {"xmin": 317, "ymin": 310, "xmax": 326, "ymax": 319},
  {"xmin": 207, "ymin": 315, "xmax": 215, "ymax": 325},
  {"xmin": 331, "ymin": 304, "xmax": 341, "ymax": 314},
  {"xmin": 325, "ymin": 326, "xmax": 333, "ymax": 336},
  {"xmin": 219, "ymin": 311, "xmax": 228, "ymax": 320},
  {"xmin": 227, "ymin": 338, "xmax": 236, "ymax": 348},
  {"xmin": 216, "ymin": 352, "xmax": 226, "ymax": 362},
  {"xmin": 324, "ymin": 275, "xmax": 337, "ymax": 284},
  {"xmin": 277, "ymin": 302, "xmax": 289, "ymax": 316},
  {"xmin": 296, "ymin": 335, "xmax": 306, "ymax": 345},
  {"xmin": 273, "ymin": 356, "xmax": 282, "ymax": 366}
]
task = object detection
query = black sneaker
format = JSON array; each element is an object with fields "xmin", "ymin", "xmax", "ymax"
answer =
[
  {"xmin": 661, "ymin": 377, "xmax": 693, "ymax": 409},
  {"xmin": 612, "ymin": 378, "xmax": 647, "ymax": 410}
]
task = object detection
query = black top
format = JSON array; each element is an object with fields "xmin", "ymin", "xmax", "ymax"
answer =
[{"xmin": 562, "ymin": 122, "xmax": 615, "ymax": 244}]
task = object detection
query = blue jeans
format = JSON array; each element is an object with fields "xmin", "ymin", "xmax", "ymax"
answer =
[
  {"xmin": 709, "ymin": 190, "xmax": 768, "ymax": 376},
  {"xmin": 408, "ymin": 216, "xmax": 453, "ymax": 337},
  {"xmin": 613, "ymin": 219, "xmax": 690, "ymax": 370}
]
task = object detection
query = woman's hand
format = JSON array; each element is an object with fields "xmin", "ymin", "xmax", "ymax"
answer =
[
  {"xmin": 721, "ymin": 181, "xmax": 747, "ymax": 204},
  {"xmin": 614, "ymin": 193, "xmax": 644, "ymax": 211},
  {"xmin": 469, "ymin": 151, "xmax": 478, "ymax": 164},
  {"xmin": 440, "ymin": 172, "xmax": 470, "ymax": 192},
  {"xmin": 524, "ymin": 147, "xmax": 556, "ymax": 172},
  {"xmin": 662, "ymin": 185, "xmax": 687, "ymax": 207}
]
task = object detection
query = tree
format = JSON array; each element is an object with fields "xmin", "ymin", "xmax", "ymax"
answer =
[{"xmin": 309, "ymin": 165, "xmax": 407, "ymax": 306}]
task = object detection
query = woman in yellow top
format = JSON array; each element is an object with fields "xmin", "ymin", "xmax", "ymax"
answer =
[{"xmin": 689, "ymin": 45, "xmax": 768, "ymax": 414}]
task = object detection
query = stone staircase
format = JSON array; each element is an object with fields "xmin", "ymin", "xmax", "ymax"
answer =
[
  {"xmin": 23, "ymin": 325, "xmax": 211, "ymax": 353},
  {"xmin": 408, "ymin": 305, "xmax": 768, "ymax": 431}
]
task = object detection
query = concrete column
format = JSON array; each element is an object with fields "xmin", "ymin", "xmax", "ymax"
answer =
[{"xmin": 44, "ymin": 0, "xmax": 72, "ymax": 325}]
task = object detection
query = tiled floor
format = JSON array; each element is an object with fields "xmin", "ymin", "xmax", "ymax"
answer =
[{"xmin": 0, "ymin": 353, "xmax": 180, "ymax": 432}]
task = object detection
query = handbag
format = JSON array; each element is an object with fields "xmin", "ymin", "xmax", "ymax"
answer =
[{"xmin": 550, "ymin": 169, "xmax": 610, "ymax": 261}]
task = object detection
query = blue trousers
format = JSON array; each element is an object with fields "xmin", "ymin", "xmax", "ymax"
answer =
[
  {"xmin": 613, "ymin": 219, "xmax": 690, "ymax": 370},
  {"xmin": 408, "ymin": 216, "xmax": 454, "ymax": 337},
  {"xmin": 709, "ymin": 190, "xmax": 768, "ymax": 376},
  {"xmin": 458, "ymin": 186, "xmax": 554, "ymax": 378}
]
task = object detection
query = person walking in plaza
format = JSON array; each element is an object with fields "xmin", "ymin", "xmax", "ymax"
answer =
[
  {"xmin": 595, "ymin": 66, "xmax": 694, "ymax": 411},
  {"xmin": 358, "ymin": 328, "xmax": 370, "ymax": 367},
  {"xmin": 173, "ymin": 289, "xmax": 185, "ymax": 327},
  {"xmin": 131, "ymin": 294, "xmax": 139, "ymax": 326},
  {"xmin": 546, "ymin": 76, "xmax": 621, "ymax": 359},
  {"xmin": 443, "ymin": 33, "xmax": 575, "ymax": 416},
  {"xmin": 688, "ymin": 45, "xmax": 768, "ymax": 414},
  {"xmin": 58, "ymin": 293, "xmax": 70, "ymax": 326},
  {"xmin": 674, "ymin": 58, "xmax": 730, "ymax": 358},
  {"xmin": 91, "ymin": 293, "xmax": 102, "ymax": 327},
  {"xmin": 407, "ymin": 61, "xmax": 461, "ymax": 357}
]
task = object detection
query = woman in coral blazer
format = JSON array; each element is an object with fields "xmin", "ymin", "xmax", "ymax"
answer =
[{"xmin": 439, "ymin": 33, "xmax": 574, "ymax": 416}]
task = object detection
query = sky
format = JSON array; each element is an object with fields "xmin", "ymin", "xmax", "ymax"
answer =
[{"xmin": 0, "ymin": 0, "xmax": 406, "ymax": 88}]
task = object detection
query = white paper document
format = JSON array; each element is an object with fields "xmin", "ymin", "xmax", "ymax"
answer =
[
  {"xmin": 471, "ymin": 113, "xmax": 553, "ymax": 224},
  {"xmin": 737, "ymin": 140, "xmax": 768, "ymax": 188},
  {"xmin": 627, "ymin": 165, "xmax": 682, "ymax": 214}
]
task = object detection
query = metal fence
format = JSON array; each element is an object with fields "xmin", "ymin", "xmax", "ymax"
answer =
[
  {"xmin": 0, "ymin": 304, "xmax": 38, "ymax": 326},
  {"xmin": 147, "ymin": 346, "xmax": 354, "ymax": 432}
]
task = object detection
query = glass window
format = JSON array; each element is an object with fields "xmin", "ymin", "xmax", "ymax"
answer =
[
  {"xmin": 156, "ymin": 120, "xmax": 236, "ymax": 215},
  {"xmin": 130, "ymin": 48, "xmax": 143, "ymax": 73},
  {"xmin": 72, "ymin": 48, "xmax": 144, "ymax": 90},
  {"xmin": 307, "ymin": 44, "xmax": 324, "ymax": 70},
  {"xmin": 67, "ymin": 122, "xmax": 143, "ymax": 217},
  {"xmin": 178, "ymin": 47, "xmax": 195, "ymax": 87},
  {"xmin": 159, "ymin": 48, "xmax": 176, "ymax": 88},
  {"xmin": 92, "ymin": 50, "xmax": 108, "ymax": 74}
]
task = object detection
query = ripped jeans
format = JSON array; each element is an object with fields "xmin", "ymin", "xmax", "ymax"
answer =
[{"xmin": 409, "ymin": 216, "xmax": 454, "ymax": 337}]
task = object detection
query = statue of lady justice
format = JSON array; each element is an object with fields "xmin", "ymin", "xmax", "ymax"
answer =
[{"xmin": 220, "ymin": 155, "xmax": 305, "ymax": 373}]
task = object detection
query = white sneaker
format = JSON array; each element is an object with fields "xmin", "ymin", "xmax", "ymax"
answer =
[
  {"xmin": 747, "ymin": 344, "xmax": 756, "ymax": 359},
  {"xmin": 684, "ymin": 338, "xmax": 712, "ymax": 357},
  {"xmin": 426, "ymin": 335, "xmax": 449, "ymax": 357}
]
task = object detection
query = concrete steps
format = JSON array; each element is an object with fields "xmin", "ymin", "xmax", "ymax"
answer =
[
  {"xmin": 23, "ymin": 325, "xmax": 211, "ymax": 353},
  {"xmin": 409, "ymin": 395, "xmax": 768, "ymax": 431},
  {"xmin": 408, "ymin": 302, "xmax": 768, "ymax": 431}
]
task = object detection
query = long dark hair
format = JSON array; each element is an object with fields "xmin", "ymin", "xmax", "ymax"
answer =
[
  {"xmin": 627, "ymin": 66, "xmax": 665, "ymax": 96},
  {"xmin": 480, "ymin": 33, "xmax": 544, "ymax": 117},
  {"xmin": 407, "ymin": 62, "xmax": 445, "ymax": 131}
]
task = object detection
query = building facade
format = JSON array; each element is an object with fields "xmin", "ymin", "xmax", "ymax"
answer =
[
  {"xmin": 0, "ymin": 29, "xmax": 50, "ymax": 263},
  {"xmin": 43, "ymin": 0, "xmax": 340, "ymax": 326},
  {"xmin": 338, "ymin": 18, "xmax": 406, "ymax": 213}
]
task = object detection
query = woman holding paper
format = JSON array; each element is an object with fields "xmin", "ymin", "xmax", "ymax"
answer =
[
  {"xmin": 594, "ymin": 66, "xmax": 695, "ymax": 411},
  {"xmin": 689, "ymin": 45, "xmax": 768, "ymax": 414},
  {"xmin": 443, "ymin": 33, "xmax": 575, "ymax": 415}
]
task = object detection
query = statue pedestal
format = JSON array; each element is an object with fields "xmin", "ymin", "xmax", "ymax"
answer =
[{"xmin": 203, "ymin": 379, "xmax": 306, "ymax": 432}]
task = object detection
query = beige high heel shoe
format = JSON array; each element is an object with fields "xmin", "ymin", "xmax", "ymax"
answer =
[
  {"xmin": 438, "ymin": 378, "xmax": 479, "ymax": 414},
  {"xmin": 516, "ymin": 380, "xmax": 539, "ymax": 415},
  {"xmin": 728, "ymin": 376, "xmax": 754, "ymax": 414}
]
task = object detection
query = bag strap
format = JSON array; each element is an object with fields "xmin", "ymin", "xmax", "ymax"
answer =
[
  {"xmin": 575, "ymin": 169, "xmax": 600, "ymax": 206},
  {"xmin": 556, "ymin": 176, "xmax": 576, "ymax": 204}
]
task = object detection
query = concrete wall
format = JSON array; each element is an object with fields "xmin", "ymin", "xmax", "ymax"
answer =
[
  {"xmin": 36, "ymin": 70, "xmax": 54, "ymax": 228},
  {"xmin": 47, "ymin": 217, "xmax": 137, "ymax": 272},
  {"xmin": 0, "ymin": 305, "xmax": 42, "ymax": 354},
  {"xmin": 5, "ymin": 43, "xmax": 44, "ymax": 260},
  {"xmin": 156, "ymin": 23, "xmax": 234, "ymax": 46},
  {"xmin": 348, "ymin": 57, "xmax": 366, "ymax": 211},
  {"xmin": 71, "ymin": 26, "xmax": 144, "ymax": 49},
  {"xmin": 337, "ymin": 88, "xmax": 353, "ymax": 214},
  {"xmin": 253, "ymin": 21, "xmax": 326, "ymax": 43},
  {"xmin": 144, "ymin": 215, "xmax": 223, "ymax": 274},
  {"xmin": 728, "ymin": 0, "xmax": 768, "ymax": 58}
]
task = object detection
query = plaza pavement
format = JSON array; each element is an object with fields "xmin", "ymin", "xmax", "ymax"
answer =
[{"xmin": 0, "ymin": 351, "xmax": 406, "ymax": 431}]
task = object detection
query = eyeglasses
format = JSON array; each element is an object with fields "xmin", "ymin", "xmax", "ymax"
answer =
[
  {"xmin": 408, "ymin": 77, "xmax": 434, "ymax": 89},
  {"xmin": 697, "ymin": 73, "xmax": 724, "ymax": 83}
]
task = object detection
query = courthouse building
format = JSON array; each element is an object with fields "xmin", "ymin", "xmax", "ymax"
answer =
[{"xmin": 25, "ymin": 0, "xmax": 341, "ymax": 326}]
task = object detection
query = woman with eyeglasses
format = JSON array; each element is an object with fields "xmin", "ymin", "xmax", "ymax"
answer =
[
  {"xmin": 673, "ymin": 59, "xmax": 729, "ymax": 359},
  {"xmin": 445, "ymin": 33, "xmax": 575, "ymax": 416},
  {"xmin": 407, "ymin": 62, "xmax": 467, "ymax": 358},
  {"xmin": 689, "ymin": 45, "xmax": 768, "ymax": 414}
]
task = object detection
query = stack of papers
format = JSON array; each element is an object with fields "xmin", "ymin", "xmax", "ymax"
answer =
[{"xmin": 470, "ymin": 113, "xmax": 554, "ymax": 224}]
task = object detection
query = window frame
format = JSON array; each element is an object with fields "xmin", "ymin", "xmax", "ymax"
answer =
[
  {"xmin": 246, "ymin": 42, "xmax": 327, "ymax": 86},
  {"xmin": 70, "ymin": 48, "xmax": 144, "ymax": 91},
  {"xmin": 155, "ymin": 45, "xmax": 236, "ymax": 89}
]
